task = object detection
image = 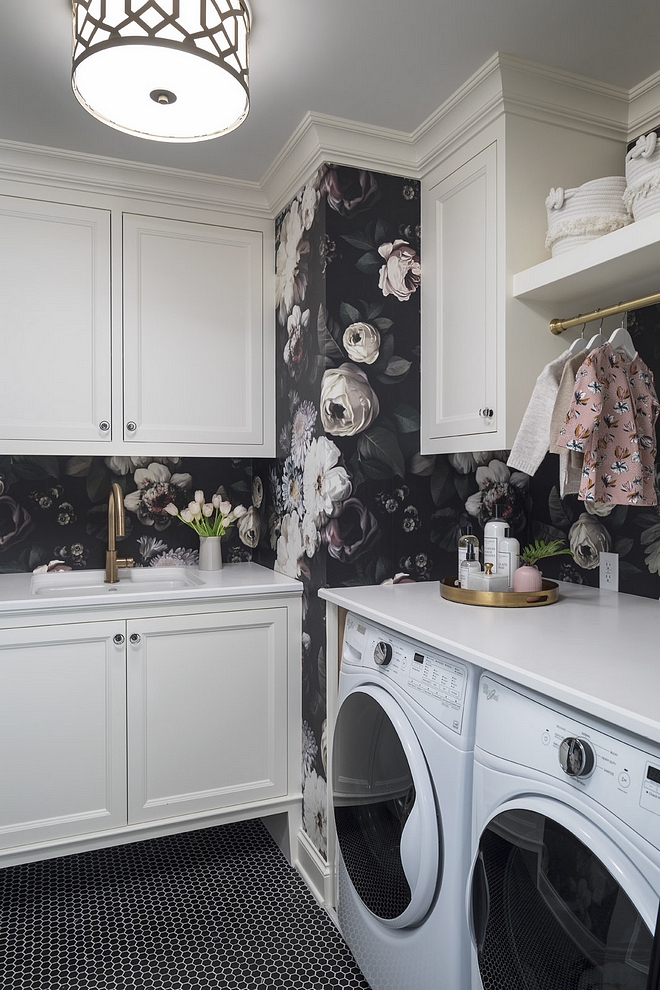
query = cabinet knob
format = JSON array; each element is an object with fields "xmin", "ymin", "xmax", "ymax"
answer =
[
  {"xmin": 126, "ymin": 421, "xmax": 137, "ymax": 433},
  {"xmin": 113, "ymin": 633, "xmax": 125, "ymax": 646},
  {"xmin": 99, "ymin": 421, "xmax": 110, "ymax": 432},
  {"xmin": 479, "ymin": 407, "xmax": 494, "ymax": 419},
  {"xmin": 129, "ymin": 633, "xmax": 141, "ymax": 644}
]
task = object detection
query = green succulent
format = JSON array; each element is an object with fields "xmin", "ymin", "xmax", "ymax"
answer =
[{"xmin": 520, "ymin": 539, "xmax": 573, "ymax": 567}]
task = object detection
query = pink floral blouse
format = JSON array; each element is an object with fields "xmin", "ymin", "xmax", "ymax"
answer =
[{"xmin": 555, "ymin": 342, "xmax": 659, "ymax": 506}]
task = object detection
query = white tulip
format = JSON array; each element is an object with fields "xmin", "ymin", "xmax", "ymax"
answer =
[
  {"xmin": 232, "ymin": 504, "xmax": 248, "ymax": 519},
  {"xmin": 194, "ymin": 490, "xmax": 205, "ymax": 505},
  {"xmin": 202, "ymin": 503, "xmax": 214, "ymax": 517},
  {"xmin": 212, "ymin": 494, "xmax": 223, "ymax": 509},
  {"xmin": 188, "ymin": 501, "xmax": 201, "ymax": 517},
  {"xmin": 164, "ymin": 502, "xmax": 179, "ymax": 516},
  {"xmin": 180, "ymin": 508, "xmax": 193, "ymax": 523},
  {"xmin": 217, "ymin": 500, "xmax": 232, "ymax": 516}
]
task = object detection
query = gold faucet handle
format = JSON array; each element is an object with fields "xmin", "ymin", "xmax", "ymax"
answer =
[{"xmin": 117, "ymin": 557, "xmax": 135, "ymax": 570}]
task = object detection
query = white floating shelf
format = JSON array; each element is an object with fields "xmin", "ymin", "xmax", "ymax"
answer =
[{"xmin": 512, "ymin": 212, "xmax": 660, "ymax": 321}]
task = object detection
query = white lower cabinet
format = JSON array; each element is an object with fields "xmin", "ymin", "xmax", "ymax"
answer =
[
  {"xmin": 126, "ymin": 608, "xmax": 288, "ymax": 824},
  {"xmin": 0, "ymin": 599, "xmax": 300, "ymax": 864},
  {"xmin": 0, "ymin": 621, "xmax": 127, "ymax": 849}
]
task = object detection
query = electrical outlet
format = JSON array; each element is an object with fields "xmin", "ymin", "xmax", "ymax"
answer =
[{"xmin": 599, "ymin": 551, "xmax": 619, "ymax": 592}]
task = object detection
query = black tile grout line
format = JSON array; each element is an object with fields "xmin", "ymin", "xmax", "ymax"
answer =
[{"xmin": 0, "ymin": 818, "xmax": 370, "ymax": 990}]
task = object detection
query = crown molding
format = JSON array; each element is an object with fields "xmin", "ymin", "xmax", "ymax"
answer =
[
  {"xmin": 628, "ymin": 68, "xmax": 660, "ymax": 140},
  {"xmin": 2, "ymin": 53, "xmax": 660, "ymax": 222},
  {"xmin": 0, "ymin": 137, "xmax": 270, "ymax": 217}
]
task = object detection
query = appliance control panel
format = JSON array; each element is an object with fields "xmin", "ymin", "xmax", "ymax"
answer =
[
  {"xmin": 341, "ymin": 614, "xmax": 470, "ymax": 734},
  {"xmin": 477, "ymin": 675, "xmax": 660, "ymax": 846}
]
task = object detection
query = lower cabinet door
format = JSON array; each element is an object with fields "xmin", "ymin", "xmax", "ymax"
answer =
[
  {"xmin": 126, "ymin": 608, "xmax": 289, "ymax": 824},
  {"xmin": 0, "ymin": 622, "xmax": 127, "ymax": 848}
]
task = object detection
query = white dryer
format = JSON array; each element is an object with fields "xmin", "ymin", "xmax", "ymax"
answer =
[
  {"xmin": 468, "ymin": 673, "xmax": 660, "ymax": 990},
  {"xmin": 332, "ymin": 612, "xmax": 479, "ymax": 990}
]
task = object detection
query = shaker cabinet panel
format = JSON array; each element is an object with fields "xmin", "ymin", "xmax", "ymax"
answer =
[
  {"xmin": 421, "ymin": 142, "xmax": 498, "ymax": 451},
  {"xmin": 0, "ymin": 196, "xmax": 112, "ymax": 443},
  {"xmin": 122, "ymin": 213, "xmax": 265, "ymax": 447},
  {"xmin": 126, "ymin": 608, "xmax": 289, "ymax": 824},
  {"xmin": 0, "ymin": 622, "xmax": 127, "ymax": 849}
]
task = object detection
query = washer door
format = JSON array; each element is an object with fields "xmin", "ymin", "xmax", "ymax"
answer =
[
  {"xmin": 470, "ymin": 801, "xmax": 656, "ymax": 990},
  {"xmin": 332, "ymin": 684, "xmax": 440, "ymax": 929}
]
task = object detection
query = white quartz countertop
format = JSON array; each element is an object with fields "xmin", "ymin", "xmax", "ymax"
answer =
[
  {"xmin": 319, "ymin": 581, "xmax": 660, "ymax": 745},
  {"xmin": 0, "ymin": 562, "xmax": 301, "ymax": 614}
]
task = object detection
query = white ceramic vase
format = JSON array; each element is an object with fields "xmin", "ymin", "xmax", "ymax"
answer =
[{"xmin": 198, "ymin": 536, "xmax": 223, "ymax": 571}]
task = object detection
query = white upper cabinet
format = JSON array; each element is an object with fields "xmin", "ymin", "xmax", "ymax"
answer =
[
  {"xmin": 422, "ymin": 142, "xmax": 498, "ymax": 447},
  {"xmin": 421, "ymin": 86, "xmax": 627, "ymax": 455},
  {"xmin": 0, "ymin": 190, "xmax": 274, "ymax": 457},
  {"xmin": 122, "ymin": 213, "xmax": 267, "ymax": 448},
  {"xmin": 0, "ymin": 196, "xmax": 112, "ymax": 444}
]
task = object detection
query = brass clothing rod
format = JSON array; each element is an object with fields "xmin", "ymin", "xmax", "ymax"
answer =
[{"xmin": 549, "ymin": 290, "xmax": 660, "ymax": 335}]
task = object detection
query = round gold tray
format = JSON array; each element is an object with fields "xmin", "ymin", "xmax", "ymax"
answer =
[{"xmin": 440, "ymin": 577, "xmax": 558, "ymax": 608}]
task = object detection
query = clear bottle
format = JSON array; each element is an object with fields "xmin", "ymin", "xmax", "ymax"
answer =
[
  {"xmin": 459, "ymin": 542, "xmax": 481, "ymax": 590},
  {"xmin": 483, "ymin": 505, "xmax": 508, "ymax": 573},
  {"xmin": 469, "ymin": 561, "xmax": 509, "ymax": 592},
  {"xmin": 497, "ymin": 531, "xmax": 520, "ymax": 590},
  {"xmin": 457, "ymin": 523, "xmax": 480, "ymax": 576}
]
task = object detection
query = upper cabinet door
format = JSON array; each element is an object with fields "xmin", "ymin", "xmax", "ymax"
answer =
[
  {"xmin": 421, "ymin": 142, "xmax": 499, "ymax": 452},
  {"xmin": 122, "ymin": 213, "xmax": 267, "ymax": 448},
  {"xmin": 0, "ymin": 196, "xmax": 112, "ymax": 443}
]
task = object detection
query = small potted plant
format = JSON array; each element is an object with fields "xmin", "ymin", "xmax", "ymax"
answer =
[{"xmin": 513, "ymin": 539, "xmax": 573, "ymax": 592}]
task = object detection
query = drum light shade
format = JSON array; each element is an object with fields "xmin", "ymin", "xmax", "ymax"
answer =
[{"xmin": 71, "ymin": 1, "xmax": 250, "ymax": 143}]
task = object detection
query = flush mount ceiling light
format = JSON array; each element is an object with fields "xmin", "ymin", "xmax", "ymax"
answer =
[{"xmin": 71, "ymin": 1, "xmax": 250, "ymax": 143}]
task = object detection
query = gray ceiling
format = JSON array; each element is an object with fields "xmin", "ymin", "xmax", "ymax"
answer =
[{"xmin": 2, "ymin": 1, "xmax": 660, "ymax": 184}]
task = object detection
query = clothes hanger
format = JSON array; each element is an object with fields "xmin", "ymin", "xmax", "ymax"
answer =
[
  {"xmin": 568, "ymin": 322, "xmax": 587, "ymax": 357},
  {"xmin": 608, "ymin": 310, "xmax": 637, "ymax": 361},
  {"xmin": 586, "ymin": 316, "xmax": 606, "ymax": 352}
]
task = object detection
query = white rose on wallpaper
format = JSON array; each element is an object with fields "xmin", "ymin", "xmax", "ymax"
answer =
[
  {"xmin": 342, "ymin": 322, "xmax": 381, "ymax": 364},
  {"xmin": 320, "ymin": 363, "xmax": 380, "ymax": 437},
  {"xmin": 301, "ymin": 511, "xmax": 322, "ymax": 558},
  {"xmin": 584, "ymin": 500, "xmax": 615, "ymax": 517},
  {"xmin": 251, "ymin": 475, "xmax": 263, "ymax": 509},
  {"xmin": 238, "ymin": 506, "xmax": 261, "ymax": 548},
  {"xmin": 303, "ymin": 436, "xmax": 351, "ymax": 526},
  {"xmin": 274, "ymin": 510, "xmax": 305, "ymax": 578},
  {"xmin": 302, "ymin": 768, "xmax": 327, "ymax": 857},
  {"xmin": 568, "ymin": 513, "xmax": 612, "ymax": 569},
  {"xmin": 377, "ymin": 239, "xmax": 421, "ymax": 302},
  {"xmin": 275, "ymin": 199, "xmax": 309, "ymax": 326}
]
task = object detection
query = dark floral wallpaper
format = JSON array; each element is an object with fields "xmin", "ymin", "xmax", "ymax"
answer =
[
  {"xmin": 0, "ymin": 455, "xmax": 258, "ymax": 573},
  {"xmin": 2, "ymin": 164, "xmax": 659, "ymax": 866}
]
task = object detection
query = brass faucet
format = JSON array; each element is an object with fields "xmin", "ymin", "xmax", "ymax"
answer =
[{"xmin": 105, "ymin": 482, "xmax": 135, "ymax": 583}]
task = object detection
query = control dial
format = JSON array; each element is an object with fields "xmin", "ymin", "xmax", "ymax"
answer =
[
  {"xmin": 373, "ymin": 641, "xmax": 393, "ymax": 667},
  {"xmin": 559, "ymin": 737, "xmax": 595, "ymax": 778}
]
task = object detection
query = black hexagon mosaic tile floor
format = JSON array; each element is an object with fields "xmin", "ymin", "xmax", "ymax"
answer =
[{"xmin": 0, "ymin": 819, "xmax": 371, "ymax": 990}]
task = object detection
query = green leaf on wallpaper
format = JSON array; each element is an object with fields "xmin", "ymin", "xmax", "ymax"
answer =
[
  {"xmin": 230, "ymin": 480, "xmax": 249, "ymax": 493},
  {"xmin": 548, "ymin": 486, "xmax": 573, "ymax": 530},
  {"xmin": 362, "ymin": 300, "xmax": 383, "ymax": 320},
  {"xmin": 614, "ymin": 537, "xmax": 634, "ymax": 557},
  {"xmin": 619, "ymin": 560, "xmax": 642, "ymax": 578},
  {"xmin": 65, "ymin": 456, "xmax": 93, "ymax": 477},
  {"xmin": 409, "ymin": 452, "xmax": 436, "ymax": 476},
  {"xmin": 317, "ymin": 305, "xmax": 344, "ymax": 361},
  {"xmin": 12, "ymin": 456, "xmax": 60, "ymax": 481},
  {"xmin": 347, "ymin": 452, "xmax": 366, "ymax": 490},
  {"xmin": 373, "ymin": 334, "xmax": 394, "ymax": 368},
  {"xmin": 342, "ymin": 232, "xmax": 375, "ymax": 252},
  {"xmin": 357, "ymin": 427, "xmax": 405, "ymax": 478},
  {"xmin": 392, "ymin": 403, "xmax": 420, "ymax": 433},
  {"xmin": 430, "ymin": 458, "xmax": 454, "ymax": 507},
  {"xmin": 373, "ymin": 318, "xmax": 393, "ymax": 332},
  {"xmin": 356, "ymin": 252, "xmax": 382, "ymax": 274},
  {"xmin": 361, "ymin": 458, "xmax": 396, "ymax": 480},
  {"xmin": 375, "ymin": 218, "xmax": 390, "ymax": 245},
  {"xmin": 606, "ymin": 504, "xmax": 629, "ymax": 531},
  {"xmin": 377, "ymin": 356, "xmax": 412, "ymax": 383},
  {"xmin": 374, "ymin": 556, "xmax": 392, "ymax": 584},
  {"xmin": 453, "ymin": 473, "xmax": 472, "ymax": 503},
  {"xmin": 532, "ymin": 521, "xmax": 567, "ymax": 545},
  {"xmin": 86, "ymin": 460, "xmax": 111, "ymax": 504},
  {"xmin": 340, "ymin": 302, "xmax": 361, "ymax": 327}
]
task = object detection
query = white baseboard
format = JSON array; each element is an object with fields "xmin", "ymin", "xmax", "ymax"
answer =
[{"xmin": 294, "ymin": 827, "xmax": 335, "ymax": 909}]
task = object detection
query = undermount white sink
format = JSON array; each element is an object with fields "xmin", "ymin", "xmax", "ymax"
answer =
[{"xmin": 30, "ymin": 567, "xmax": 204, "ymax": 598}]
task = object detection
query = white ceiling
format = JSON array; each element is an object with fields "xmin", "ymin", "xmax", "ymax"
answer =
[{"xmin": 2, "ymin": 1, "xmax": 660, "ymax": 184}]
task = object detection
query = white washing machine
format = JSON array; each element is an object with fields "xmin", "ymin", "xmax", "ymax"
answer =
[
  {"xmin": 468, "ymin": 673, "xmax": 660, "ymax": 990},
  {"xmin": 332, "ymin": 612, "xmax": 479, "ymax": 990}
]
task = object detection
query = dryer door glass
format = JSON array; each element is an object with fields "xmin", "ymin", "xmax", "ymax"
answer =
[
  {"xmin": 472, "ymin": 809, "xmax": 653, "ymax": 990},
  {"xmin": 333, "ymin": 688, "xmax": 440, "ymax": 925}
]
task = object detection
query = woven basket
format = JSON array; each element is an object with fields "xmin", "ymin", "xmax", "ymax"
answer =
[
  {"xmin": 545, "ymin": 176, "xmax": 631, "ymax": 256},
  {"xmin": 624, "ymin": 131, "xmax": 660, "ymax": 221}
]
